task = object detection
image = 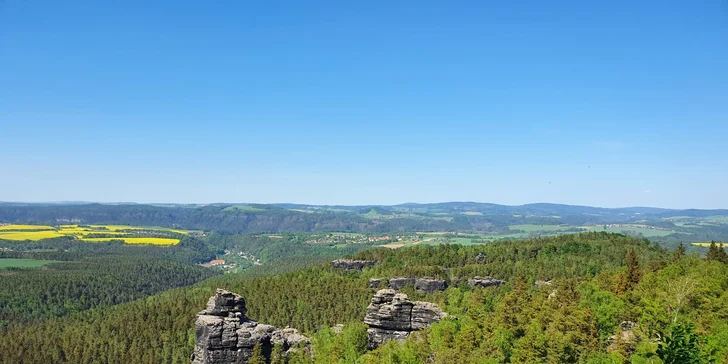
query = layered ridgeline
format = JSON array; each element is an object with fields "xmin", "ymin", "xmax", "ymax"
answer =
[
  {"xmin": 1, "ymin": 232, "xmax": 727, "ymax": 363},
  {"xmin": 2, "ymin": 203, "xmax": 728, "ymax": 242}
]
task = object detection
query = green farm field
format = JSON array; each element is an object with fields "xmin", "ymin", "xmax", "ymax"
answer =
[
  {"xmin": 0, "ymin": 258, "xmax": 55, "ymax": 269},
  {"xmin": 584, "ymin": 226, "xmax": 676, "ymax": 237},
  {"xmin": 508, "ymin": 224, "xmax": 575, "ymax": 232}
]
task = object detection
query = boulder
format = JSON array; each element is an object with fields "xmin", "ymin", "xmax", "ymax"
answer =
[
  {"xmin": 534, "ymin": 279, "xmax": 553, "ymax": 288},
  {"xmin": 369, "ymin": 278, "xmax": 383, "ymax": 288},
  {"xmin": 364, "ymin": 289, "xmax": 447, "ymax": 348},
  {"xmin": 548, "ymin": 289, "xmax": 558, "ymax": 300},
  {"xmin": 608, "ymin": 321, "xmax": 639, "ymax": 355},
  {"xmin": 331, "ymin": 324, "xmax": 345, "ymax": 334},
  {"xmin": 467, "ymin": 276, "xmax": 505, "ymax": 288},
  {"xmin": 192, "ymin": 289, "xmax": 311, "ymax": 364},
  {"xmin": 331, "ymin": 259, "xmax": 377, "ymax": 271}
]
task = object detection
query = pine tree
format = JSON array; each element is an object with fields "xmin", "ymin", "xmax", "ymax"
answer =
[
  {"xmin": 705, "ymin": 241, "xmax": 727, "ymax": 263},
  {"xmin": 672, "ymin": 243, "xmax": 686, "ymax": 261},
  {"xmin": 249, "ymin": 343, "xmax": 267, "ymax": 364},
  {"xmin": 625, "ymin": 249, "xmax": 642, "ymax": 287},
  {"xmin": 271, "ymin": 343, "xmax": 285, "ymax": 364}
]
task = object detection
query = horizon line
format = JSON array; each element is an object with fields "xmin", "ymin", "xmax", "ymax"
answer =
[{"xmin": 1, "ymin": 200, "xmax": 726, "ymax": 211}]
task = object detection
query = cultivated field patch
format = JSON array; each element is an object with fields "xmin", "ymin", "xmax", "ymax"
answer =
[
  {"xmin": 0, "ymin": 224, "xmax": 185, "ymax": 245},
  {"xmin": 0, "ymin": 258, "xmax": 56, "ymax": 269}
]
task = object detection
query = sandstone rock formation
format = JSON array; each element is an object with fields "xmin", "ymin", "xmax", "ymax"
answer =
[
  {"xmin": 373, "ymin": 277, "xmax": 448, "ymax": 293},
  {"xmin": 331, "ymin": 259, "xmax": 377, "ymax": 271},
  {"xmin": 192, "ymin": 289, "xmax": 310, "ymax": 364},
  {"xmin": 364, "ymin": 289, "xmax": 447, "ymax": 348},
  {"xmin": 467, "ymin": 276, "xmax": 505, "ymax": 288},
  {"xmin": 387, "ymin": 277, "xmax": 416, "ymax": 290},
  {"xmin": 414, "ymin": 277, "xmax": 448, "ymax": 292}
]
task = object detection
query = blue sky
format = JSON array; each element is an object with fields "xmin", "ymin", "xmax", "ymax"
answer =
[{"xmin": 1, "ymin": 1, "xmax": 726, "ymax": 208}]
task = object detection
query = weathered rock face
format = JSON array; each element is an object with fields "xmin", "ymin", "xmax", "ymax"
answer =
[
  {"xmin": 192, "ymin": 289, "xmax": 310, "ymax": 364},
  {"xmin": 414, "ymin": 277, "xmax": 448, "ymax": 293},
  {"xmin": 364, "ymin": 289, "xmax": 447, "ymax": 349},
  {"xmin": 369, "ymin": 278, "xmax": 383, "ymax": 288},
  {"xmin": 468, "ymin": 276, "xmax": 505, "ymax": 288},
  {"xmin": 331, "ymin": 259, "xmax": 377, "ymax": 271},
  {"xmin": 378, "ymin": 277, "xmax": 448, "ymax": 293},
  {"xmin": 387, "ymin": 277, "xmax": 416, "ymax": 290}
]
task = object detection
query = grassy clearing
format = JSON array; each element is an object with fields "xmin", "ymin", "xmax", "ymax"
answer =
[
  {"xmin": 222, "ymin": 205, "xmax": 265, "ymax": 213},
  {"xmin": 479, "ymin": 233, "xmax": 528, "ymax": 240},
  {"xmin": 462, "ymin": 211, "xmax": 483, "ymax": 216},
  {"xmin": 0, "ymin": 224, "xmax": 54, "ymax": 231},
  {"xmin": 80, "ymin": 237, "xmax": 180, "ymax": 245},
  {"xmin": 508, "ymin": 224, "xmax": 572, "ymax": 232},
  {"xmin": 584, "ymin": 226, "xmax": 675, "ymax": 237},
  {"xmin": 706, "ymin": 216, "xmax": 728, "ymax": 224},
  {"xmin": 0, "ymin": 258, "xmax": 56, "ymax": 268}
]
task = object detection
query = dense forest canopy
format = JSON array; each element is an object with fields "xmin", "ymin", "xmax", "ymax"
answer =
[{"xmin": 1, "ymin": 232, "xmax": 726, "ymax": 363}]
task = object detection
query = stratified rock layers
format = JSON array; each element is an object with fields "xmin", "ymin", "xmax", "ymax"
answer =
[
  {"xmin": 192, "ymin": 289, "xmax": 309, "ymax": 364},
  {"xmin": 363, "ymin": 289, "xmax": 447, "ymax": 349},
  {"xmin": 331, "ymin": 259, "xmax": 377, "ymax": 271}
]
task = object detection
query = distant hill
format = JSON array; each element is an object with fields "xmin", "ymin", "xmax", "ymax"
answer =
[{"xmin": 0, "ymin": 202, "xmax": 725, "ymax": 236}]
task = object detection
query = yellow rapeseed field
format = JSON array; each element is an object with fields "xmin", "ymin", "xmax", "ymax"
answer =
[
  {"xmin": 0, "ymin": 231, "xmax": 65, "ymax": 240},
  {"xmin": 692, "ymin": 242, "xmax": 727, "ymax": 247},
  {"xmin": 89, "ymin": 225, "xmax": 189, "ymax": 235},
  {"xmin": 0, "ymin": 224, "xmax": 185, "ymax": 244},
  {"xmin": 0, "ymin": 224, "xmax": 54, "ymax": 231},
  {"xmin": 80, "ymin": 237, "xmax": 180, "ymax": 245}
]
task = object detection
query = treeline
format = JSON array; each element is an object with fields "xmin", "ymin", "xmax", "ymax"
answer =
[{"xmin": 4, "ymin": 233, "xmax": 725, "ymax": 363}]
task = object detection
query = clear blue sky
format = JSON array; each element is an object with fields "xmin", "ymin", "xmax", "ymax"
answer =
[{"xmin": 1, "ymin": 1, "xmax": 726, "ymax": 208}]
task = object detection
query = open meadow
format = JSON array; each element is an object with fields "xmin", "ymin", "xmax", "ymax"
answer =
[{"xmin": 0, "ymin": 258, "xmax": 55, "ymax": 269}]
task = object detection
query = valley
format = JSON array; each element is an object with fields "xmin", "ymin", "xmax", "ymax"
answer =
[{"xmin": 1, "ymin": 203, "xmax": 727, "ymax": 363}]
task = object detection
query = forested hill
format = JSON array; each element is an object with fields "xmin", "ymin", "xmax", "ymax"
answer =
[
  {"xmin": 2, "ymin": 232, "xmax": 727, "ymax": 363},
  {"xmin": 1, "ymin": 202, "xmax": 727, "ymax": 234}
]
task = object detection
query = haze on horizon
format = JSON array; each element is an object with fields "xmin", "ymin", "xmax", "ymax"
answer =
[{"xmin": 1, "ymin": 1, "xmax": 726, "ymax": 209}]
